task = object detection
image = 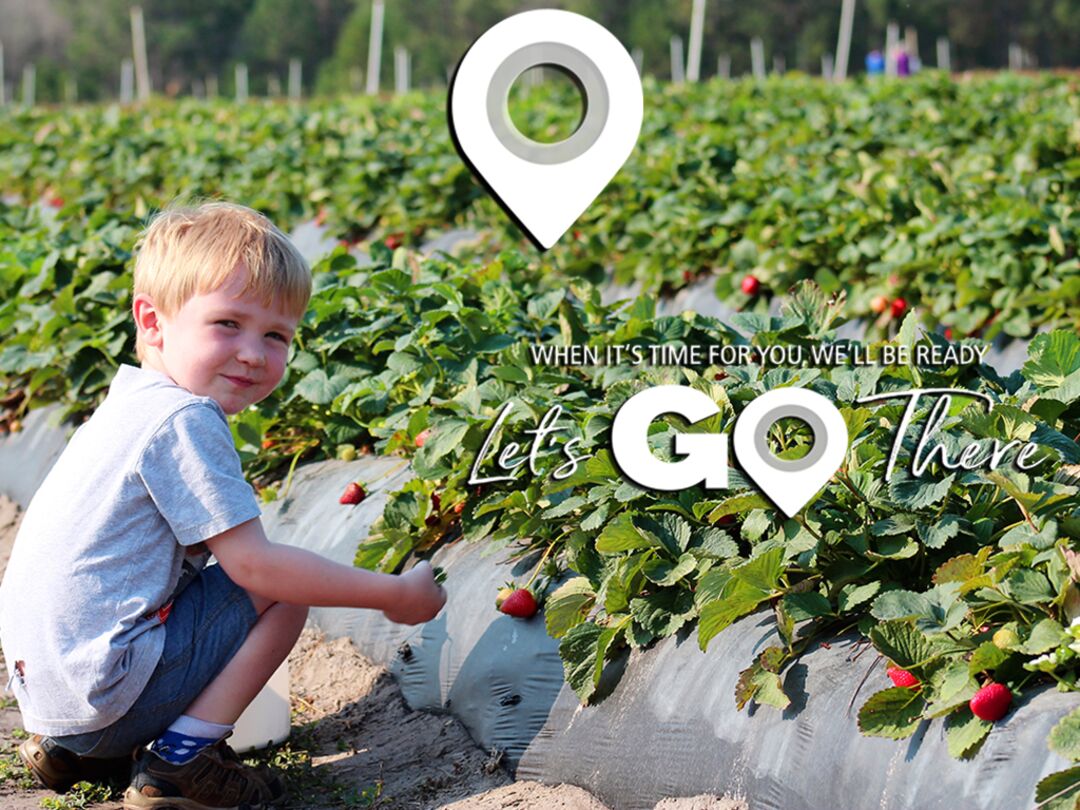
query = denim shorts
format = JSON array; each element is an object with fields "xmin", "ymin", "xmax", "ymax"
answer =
[{"xmin": 52, "ymin": 563, "xmax": 259, "ymax": 758}]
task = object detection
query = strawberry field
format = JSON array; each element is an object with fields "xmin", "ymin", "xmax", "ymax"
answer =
[{"xmin": 2, "ymin": 72, "xmax": 1080, "ymax": 809}]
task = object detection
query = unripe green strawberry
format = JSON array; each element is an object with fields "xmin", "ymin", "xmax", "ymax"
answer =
[
  {"xmin": 336, "ymin": 444, "xmax": 357, "ymax": 462},
  {"xmin": 992, "ymin": 627, "xmax": 1019, "ymax": 649},
  {"xmin": 495, "ymin": 586, "xmax": 514, "ymax": 609}
]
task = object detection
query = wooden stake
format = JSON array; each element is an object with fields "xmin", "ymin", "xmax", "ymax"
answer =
[
  {"xmin": 936, "ymin": 37, "xmax": 950, "ymax": 71},
  {"xmin": 834, "ymin": 0, "xmax": 855, "ymax": 81},
  {"xmin": 288, "ymin": 58, "xmax": 302, "ymax": 101},
  {"xmin": 21, "ymin": 63, "xmax": 34, "ymax": 107},
  {"xmin": 130, "ymin": 6, "xmax": 151, "ymax": 102},
  {"xmin": 394, "ymin": 46, "xmax": 409, "ymax": 94},
  {"xmin": 750, "ymin": 37, "xmax": 765, "ymax": 79},
  {"xmin": 885, "ymin": 22, "xmax": 899, "ymax": 76},
  {"xmin": 235, "ymin": 63, "xmax": 248, "ymax": 103},
  {"xmin": 366, "ymin": 0, "xmax": 384, "ymax": 94},
  {"xmin": 687, "ymin": 0, "xmax": 706, "ymax": 82},
  {"xmin": 717, "ymin": 53, "xmax": 731, "ymax": 79},
  {"xmin": 120, "ymin": 59, "xmax": 134, "ymax": 104},
  {"xmin": 670, "ymin": 36, "xmax": 685, "ymax": 83}
]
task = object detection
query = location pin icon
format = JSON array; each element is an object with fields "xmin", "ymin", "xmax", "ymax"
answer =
[
  {"xmin": 448, "ymin": 10, "xmax": 643, "ymax": 250},
  {"xmin": 732, "ymin": 388, "xmax": 849, "ymax": 518}
]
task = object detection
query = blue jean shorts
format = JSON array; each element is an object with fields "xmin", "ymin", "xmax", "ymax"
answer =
[{"xmin": 52, "ymin": 563, "xmax": 259, "ymax": 758}]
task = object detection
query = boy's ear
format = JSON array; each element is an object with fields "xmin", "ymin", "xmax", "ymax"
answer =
[{"xmin": 132, "ymin": 293, "xmax": 164, "ymax": 348}]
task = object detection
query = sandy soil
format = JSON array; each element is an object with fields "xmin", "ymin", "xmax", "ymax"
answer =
[{"xmin": 0, "ymin": 494, "xmax": 746, "ymax": 809}]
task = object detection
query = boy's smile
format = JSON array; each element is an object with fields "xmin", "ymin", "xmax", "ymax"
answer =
[{"xmin": 135, "ymin": 266, "xmax": 299, "ymax": 415}]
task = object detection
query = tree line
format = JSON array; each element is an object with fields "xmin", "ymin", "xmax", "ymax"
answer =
[{"xmin": 1, "ymin": 0, "xmax": 1078, "ymax": 102}]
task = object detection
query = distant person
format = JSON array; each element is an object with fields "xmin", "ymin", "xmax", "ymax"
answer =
[
  {"xmin": 866, "ymin": 49, "xmax": 885, "ymax": 75},
  {"xmin": 896, "ymin": 49, "xmax": 911, "ymax": 76},
  {"xmin": 1, "ymin": 202, "xmax": 447, "ymax": 809}
]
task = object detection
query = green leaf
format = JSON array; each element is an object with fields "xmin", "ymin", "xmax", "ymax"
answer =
[
  {"xmin": 544, "ymin": 577, "xmax": 596, "ymax": 639},
  {"xmin": 559, "ymin": 622, "xmax": 605, "ymax": 703},
  {"xmin": 968, "ymin": 641, "xmax": 1009, "ymax": 675},
  {"xmin": 1049, "ymin": 706, "xmax": 1080, "ymax": 762},
  {"xmin": 630, "ymin": 589, "xmax": 696, "ymax": 638},
  {"xmin": 838, "ymin": 581, "xmax": 881, "ymax": 612},
  {"xmin": 1004, "ymin": 568, "xmax": 1055, "ymax": 604},
  {"xmin": 857, "ymin": 687, "xmax": 926, "ymax": 739},
  {"xmin": 595, "ymin": 513, "xmax": 651, "ymax": 553},
  {"xmin": 917, "ymin": 515, "xmax": 961, "ymax": 550},
  {"xmin": 869, "ymin": 620, "xmax": 944, "ymax": 670},
  {"xmin": 642, "ymin": 552, "xmax": 697, "ymax": 586},
  {"xmin": 698, "ymin": 578, "xmax": 769, "ymax": 650},
  {"xmin": 733, "ymin": 547, "xmax": 785, "ymax": 592},
  {"xmin": 1035, "ymin": 765, "xmax": 1080, "ymax": 810},
  {"xmin": 735, "ymin": 656, "xmax": 791, "ymax": 711},
  {"xmin": 782, "ymin": 591, "xmax": 833, "ymax": 621},
  {"xmin": 1024, "ymin": 331, "xmax": 1080, "ymax": 388},
  {"xmin": 1023, "ymin": 618, "xmax": 1070, "ymax": 655},
  {"xmin": 945, "ymin": 707, "xmax": 992, "ymax": 759}
]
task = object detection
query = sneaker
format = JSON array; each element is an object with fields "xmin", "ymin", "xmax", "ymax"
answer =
[
  {"xmin": 123, "ymin": 737, "xmax": 285, "ymax": 809},
  {"xmin": 17, "ymin": 733, "xmax": 133, "ymax": 793}
]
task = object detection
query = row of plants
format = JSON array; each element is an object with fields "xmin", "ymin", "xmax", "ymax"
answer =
[
  {"xmin": 1, "ymin": 72, "xmax": 1077, "ymax": 340},
  {"xmin": 2, "ymin": 201, "xmax": 1079, "ymax": 803}
]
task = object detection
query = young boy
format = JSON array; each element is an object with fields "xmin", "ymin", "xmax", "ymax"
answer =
[{"xmin": 0, "ymin": 202, "xmax": 446, "ymax": 809}]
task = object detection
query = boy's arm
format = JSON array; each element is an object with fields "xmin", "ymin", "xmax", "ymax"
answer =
[{"xmin": 205, "ymin": 517, "xmax": 445, "ymax": 624}]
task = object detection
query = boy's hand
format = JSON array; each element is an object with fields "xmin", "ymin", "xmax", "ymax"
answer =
[{"xmin": 382, "ymin": 561, "xmax": 447, "ymax": 625}]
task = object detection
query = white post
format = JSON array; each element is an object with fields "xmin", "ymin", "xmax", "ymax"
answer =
[
  {"xmin": 936, "ymin": 36, "xmax": 950, "ymax": 71},
  {"xmin": 686, "ymin": 0, "xmax": 706, "ymax": 82},
  {"xmin": 632, "ymin": 47, "xmax": 644, "ymax": 76},
  {"xmin": 206, "ymin": 74, "xmax": 218, "ymax": 99},
  {"xmin": 717, "ymin": 53, "xmax": 731, "ymax": 79},
  {"xmin": 0, "ymin": 41, "xmax": 5, "ymax": 106},
  {"xmin": 267, "ymin": 75, "xmax": 281, "ymax": 97},
  {"xmin": 235, "ymin": 63, "xmax": 248, "ymax": 102},
  {"xmin": 822, "ymin": 52, "xmax": 834, "ymax": 80},
  {"xmin": 750, "ymin": 37, "xmax": 765, "ymax": 79},
  {"xmin": 120, "ymin": 58, "xmax": 134, "ymax": 103},
  {"xmin": 365, "ymin": 0, "xmax": 384, "ymax": 94},
  {"xmin": 130, "ymin": 6, "xmax": 151, "ymax": 101},
  {"xmin": 772, "ymin": 54, "xmax": 785, "ymax": 74},
  {"xmin": 885, "ymin": 22, "xmax": 899, "ymax": 76},
  {"xmin": 670, "ymin": 36, "xmax": 685, "ymax": 83},
  {"xmin": 1008, "ymin": 43, "xmax": 1021, "ymax": 71},
  {"xmin": 349, "ymin": 66, "xmax": 363, "ymax": 93},
  {"xmin": 21, "ymin": 63, "xmax": 34, "ymax": 107},
  {"xmin": 834, "ymin": 0, "xmax": 856, "ymax": 81},
  {"xmin": 288, "ymin": 58, "xmax": 301, "ymax": 100},
  {"xmin": 394, "ymin": 46, "xmax": 409, "ymax": 93},
  {"xmin": 905, "ymin": 26, "xmax": 920, "ymax": 71}
]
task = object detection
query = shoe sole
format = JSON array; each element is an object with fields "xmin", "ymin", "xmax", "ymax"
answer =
[
  {"xmin": 122, "ymin": 784, "xmax": 267, "ymax": 810},
  {"xmin": 17, "ymin": 738, "xmax": 74, "ymax": 793}
]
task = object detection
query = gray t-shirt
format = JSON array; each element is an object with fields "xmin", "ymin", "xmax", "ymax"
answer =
[{"xmin": 0, "ymin": 364, "xmax": 261, "ymax": 735}]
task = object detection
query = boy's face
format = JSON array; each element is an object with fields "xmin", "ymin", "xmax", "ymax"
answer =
[{"xmin": 138, "ymin": 266, "xmax": 299, "ymax": 415}]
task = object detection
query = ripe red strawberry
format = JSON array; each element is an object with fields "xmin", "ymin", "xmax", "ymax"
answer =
[
  {"xmin": 741, "ymin": 275, "xmax": 760, "ymax": 295},
  {"xmin": 261, "ymin": 438, "xmax": 275, "ymax": 450},
  {"xmin": 891, "ymin": 298, "xmax": 907, "ymax": 318},
  {"xmin": 430, "ymin": 492, "xmax": 441, "ymax": 512},
  {"xmin": 415, "ymin": 429, "xmax": 432, "ymax": 448},
  {"xmin": 499, "ymin": 588, "xmax": 538, "ymax": 618},
  {"xmin": 944, "ymin": 327, "xmax": 953, "ymax": 340},
  {"xmin": 713, "ymin": 371, "xmax": 727, "ymax": 381},
  {"xmin": 970, "ymin": 682, "xmax": 1011, "ymax": 721},
  {"xmin": 682, "ymin": 269, "xmax": 694, "ymax": 283},
  {"xmin": 47, "ymin": 194, "xmax": 64, "ymax": 208},
  {"xmin": 870, "ymin": 294, "xmax": 889, "ymax": 314},
  {"xmin": 887, "ymin": 666, "xmax": 920, "ymax": 688},
  {"xmin": 339, "ymin": 482, "xmax": 366, "ymax": 505},
  {"xmin": 384, "ymin": 232, "xmax": 404, "ymax": 249},
  {"xmin": 452, "ymin": 500, "xmax": 466, "ymax": 515}
]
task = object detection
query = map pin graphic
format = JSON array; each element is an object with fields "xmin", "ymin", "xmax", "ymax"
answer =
[
  {"xmin": 448, "ymin": 10, "xmax": 643, "ymax": 251},
  {"xmin": 732, "ymin": 388, "xmax": 849, "ymax": 518}
]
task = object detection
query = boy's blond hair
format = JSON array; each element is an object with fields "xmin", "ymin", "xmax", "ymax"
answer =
[{"xmin": 133, "ymin": 202, "xmax": 312, "ymax": 362}]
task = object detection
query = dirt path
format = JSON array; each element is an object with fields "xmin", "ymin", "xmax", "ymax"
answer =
[{"xmin": 0, "ymin": 494, "xmax": 745, "ymax": 809}]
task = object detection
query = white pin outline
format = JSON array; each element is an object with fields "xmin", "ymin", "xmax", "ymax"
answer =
[{"xmin": 448, "ymin": 10, "xmax": 643, "ymax": 250}]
